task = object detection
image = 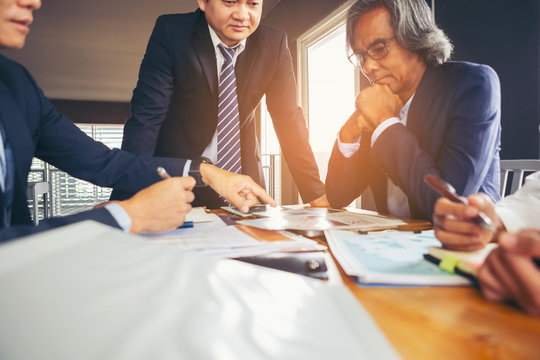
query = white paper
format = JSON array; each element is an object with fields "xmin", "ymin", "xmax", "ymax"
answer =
[
  {"xmin": 326, "ymin": 229, "xmax": 471, "ymax": 286},
  {"xmin": 239, "ymin": 207, "xmax": 406, "ymax": 232},
  {"xmin": 0, "ymin": 221, "xmax": 400, "ymax": 360},
  {"xmin": 185, "ymin": 207, "xmax": 216, "ymax": 223},
  {"xmin": 143, "ymin": 224, "xmax": 324, "ymax": 258}
]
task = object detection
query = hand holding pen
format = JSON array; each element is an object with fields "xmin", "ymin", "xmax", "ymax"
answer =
[
  {"xmin": 427, "ymin": 174, "xmax": 501, "ymax": 252},
  {"xmin": 425, "ymin": 175, "xmax": 495, "ymax": 232}
]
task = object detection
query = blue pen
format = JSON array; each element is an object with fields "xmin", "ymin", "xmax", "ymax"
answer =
[{"xmin": 178, "ymin": 221, "xmax": 194, "ymax": 229}]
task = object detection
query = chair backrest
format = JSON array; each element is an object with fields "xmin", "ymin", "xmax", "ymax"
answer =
[
  {"xmin": 500, "ymin": 159, "xmax": 540, "ymax": 197},
  {"xmin": 26, "ymin": 181, "xmax": 50, "ymax": 225}
]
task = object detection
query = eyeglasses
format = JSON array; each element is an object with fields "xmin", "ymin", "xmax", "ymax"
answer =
[{"xmin": 347, "ymin": 37, "xmax": 396, "ymax": 72}]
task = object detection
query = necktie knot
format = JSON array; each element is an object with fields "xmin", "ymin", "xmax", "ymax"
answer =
[{"xmin": 218, "ymin": 44, "xmax": 236, "ymax": 63}]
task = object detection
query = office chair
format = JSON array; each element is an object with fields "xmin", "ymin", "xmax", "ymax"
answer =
[
  {"xmin": 500, "ymin": 159, "xmax": 540, "ymax": 197},
  {"xmin": 26, "ymin": 181, "xmax": 50, "ymax": 225}
]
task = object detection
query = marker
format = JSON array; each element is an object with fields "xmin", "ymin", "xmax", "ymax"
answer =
[
  {"xmin": 424, "ymin": 174, "xmax": 496, "ymax": 232},
  {"xmin": 157, "ymin": 166, "xmax": 171, "ymax": 179}
]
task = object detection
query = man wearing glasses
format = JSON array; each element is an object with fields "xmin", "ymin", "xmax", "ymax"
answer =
[{"xmin": 326, "ymin": 0, "xmax": 501, "ymax": 220}]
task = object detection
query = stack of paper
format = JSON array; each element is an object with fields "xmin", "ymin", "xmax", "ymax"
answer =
[
  {"xmin": 236, "ymin": 207, "xmax": 406, "ymax": 232},
  {"xmin": 144, "ymin": 221, "xmax": 325, "ymax": 258},
  {"xmin": 325, "ymin": 229, "xmax": 471, "ymax": 286}
]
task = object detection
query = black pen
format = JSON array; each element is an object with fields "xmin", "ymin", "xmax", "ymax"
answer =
[
  {"xmin": 425, "ymin": 174, "xmax": 496, "ymax": 232},
  {"xmin": 157, "ymin": 166, "xmax": 171, "ymax": 179}
]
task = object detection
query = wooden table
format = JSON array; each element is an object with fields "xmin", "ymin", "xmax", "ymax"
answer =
[
  {"xmin": 226, "ymin": 210, "xmax": 540, "ymax": 360},
  {"xmin": 321, "ymin": 220, "xmax": 540, "ymax": 360},
  {"xmin": 334, "ymin": 257, "xmax": 540, "ymax": 360}
]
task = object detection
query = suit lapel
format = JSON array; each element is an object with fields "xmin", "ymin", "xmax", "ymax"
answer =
[
  {"xmin": 193, "ymin": 11, "xmax": 218, "ymax": 102},
  {"xmin": 399, "ymin": 66, "xmax": 441, "ymax": 219},
  {"xmin": 0, "ymin": 84, "xmax": 33, "ymax": 187},
  {"xmin": 406, "ymin": 66, "xmax": 439, "ymax": 137},
  {"xmin": 0, "ymin": 82, "xmax": 34, "ymax": 224},
  {"xmin": 236, "ymin": 33, "xmax": 258, "ymax": 119}
]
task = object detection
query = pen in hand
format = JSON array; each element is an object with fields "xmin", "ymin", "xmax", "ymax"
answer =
[
  {"xmin": 157, "ymin": 166, "xmax": 171, "ymax": 180},
  {"xmin": 424, "ymin": 174, "xmax": 496, "ymax": 232}
]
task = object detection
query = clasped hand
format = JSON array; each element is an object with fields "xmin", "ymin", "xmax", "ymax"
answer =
[{"xmin": 340, "ymin": 84, "xmax": 402, "ymax": 142}]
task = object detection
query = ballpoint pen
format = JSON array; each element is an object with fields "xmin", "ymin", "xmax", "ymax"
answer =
[
  {"xmin": 157, "ymin": 167, "xmax": 194, "ymax": 229},
  {"xmin": 156, "ymin": 166, "xmax": 171, "ymax": 179},
  {"xmin": 424, "ymin": 174, "xmax": 496, "ymax": 232}
]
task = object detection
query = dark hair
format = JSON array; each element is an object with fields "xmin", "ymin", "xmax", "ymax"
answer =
[{"xmin": 346, "ymin": 0, "xmax": 453, "ymax": 66}]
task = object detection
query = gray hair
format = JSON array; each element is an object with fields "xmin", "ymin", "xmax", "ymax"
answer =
[{"xmin": 346, "ymin": 0, "xmax": 453, "ymax": 66}]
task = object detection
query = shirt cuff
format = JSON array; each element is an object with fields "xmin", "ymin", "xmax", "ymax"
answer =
[
  {"xmin": 371, "ymin": 117, "xmax": 403, "ymax": 147},
  {"xmin": 495, "ymin": 206, "xmax": 523, "ymax": 233},
  {"xmin": 105, "ymin": 202, "xmax": 132, "ymax": 233},
  {"xmin": 336, "ymin": 132, "xmax": 361, "ymax": 158},
  {"xmin": 183, "ymin": 160, "xmax": 192, "ymax": 177}
]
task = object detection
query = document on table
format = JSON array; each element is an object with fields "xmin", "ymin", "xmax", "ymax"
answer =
[
  {"xmin": 237, "ymin": 207, "xmax": 406, "ymax": 232},
  {"xmin": 185, "ymin": 206, "xmax": 215, "ymax": 223},
  {"xmin": 0, "ymin": 221, "xmax": 400, "ymax": 360},
  {"xmin": 325, "ymin": 229, "xmax": 471, "ymax": 286},
  {"xmin": 143, "ymin": 224, "xmax": 325, "ymax": 258}
]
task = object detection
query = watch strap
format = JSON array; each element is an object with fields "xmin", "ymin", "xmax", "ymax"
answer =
[{"xmin": 189, "ymin": 156, "xmax": 212, "ymax": 187}]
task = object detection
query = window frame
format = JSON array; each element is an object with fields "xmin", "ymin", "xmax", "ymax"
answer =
[{"xmin": 296, "ymin": 0, "xmax": 360, "ymax": 130}]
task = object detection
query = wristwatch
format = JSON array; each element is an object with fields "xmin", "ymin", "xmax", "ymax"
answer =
[{"xmin": 189, "ymin": 156, "xmax": 213, "ymax": 187}]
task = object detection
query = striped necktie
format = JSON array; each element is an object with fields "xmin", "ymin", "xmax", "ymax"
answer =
[{"xmin": 216, "ymin": 44, "xmax": 242, "ymax": 174}]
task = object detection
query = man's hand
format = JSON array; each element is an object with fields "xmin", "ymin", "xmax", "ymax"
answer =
[
  {"xmin": 119, "ymin": 177, "xmax": 196, "ymax": 234},
  {"xmin": 355, "ymin": 84, "xmax": 402, "ymax": 130},
  {"xmin": 478, "ymin": 229, "xmax": 540, "ymax": 315},
  {"xmin": 200, "ymin": 164, "xmax": 277, "ymax": 212},
  {"xmin": 339, "ymin": 110, "xmax": 371, "ymax": 143},
  {"xmin": 433, "ymin": 193, "xmax": 504, "ymax": 251},
  {"xmin": 309, "ymin": 194, "xmax": 330, "ymax": 208}
]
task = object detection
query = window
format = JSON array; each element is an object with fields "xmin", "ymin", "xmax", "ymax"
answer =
[
  {"xmin": 297, "ymin": 0, "xmax": 359, "ymax": 183},
  {"xmin": 28, "ymin": 125, "xmax": 124, "ymax": 221},
  {"xmin": 259, "ymin": 96, "xmax": 282, "ymax": 204}
]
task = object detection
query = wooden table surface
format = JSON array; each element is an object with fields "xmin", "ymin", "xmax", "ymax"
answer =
[
  {"xmin": 223, "ymin": 209, "xmax": 540, "ymax": 359},
  {"xmin": 334, "ymin": 257, "xmax": 540, "ymax": 360},
  {"xmin": 321, "ymin": 218, "xmax": 540, "ymax": 360}
]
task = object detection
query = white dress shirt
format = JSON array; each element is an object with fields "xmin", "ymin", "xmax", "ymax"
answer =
[
  {"xmin": 495, "ymin": 171, "xmax": 540, "ymax": 232},
  {"xmin": 182, "ymin": 26, "xmax": 247, "ymax": 176},
  {"xmin": 337, "ymin": 96, "xmax": 414, "ymax": 217}
]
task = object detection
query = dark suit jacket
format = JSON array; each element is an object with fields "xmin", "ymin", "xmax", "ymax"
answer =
[
  {"xmin": 326, "ymin": 62, "xmax": 501, "ymax": 220},
  {"xmin": 114, "ymin": 10, "xmax": 324, "ymax": 204},
  {"xmin": 0, "ymin": 55, "xmax": 186, "ymax": 243}
]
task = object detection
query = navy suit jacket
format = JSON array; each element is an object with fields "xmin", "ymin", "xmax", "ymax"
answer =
[
  {"xmin": 326, "ymin": 62, "xmax": 501, "ymax": 220},
  {"xmin": 0, "ymin": 55, "xmax": 187, "ymax": 243},
  {"xmin": 113, "ymin": 10, "xmax": 324, "ymax": 204}
]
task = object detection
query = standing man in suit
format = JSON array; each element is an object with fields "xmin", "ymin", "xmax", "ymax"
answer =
[
  {"xmin": 326, "ymin": 0, "xmax": 501, "ymax": 220},
  {"xmin": 0, "ymin": 0, "xmax": 275, "ymax": 242},
  {"xmin": 112, "ymin": 0, "xmax": 327, "ymax": 208}
]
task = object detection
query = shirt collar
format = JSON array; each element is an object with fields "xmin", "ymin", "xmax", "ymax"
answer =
[{"xmin": 399, "ymin": 94, "xmax": 415, "ymax": 121}]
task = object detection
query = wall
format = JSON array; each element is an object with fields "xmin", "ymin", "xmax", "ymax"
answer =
[
  {"xmin": 263, "ymin": 0, "xmax": 348, "ymax": 74},
  {"xmin": 435, "ymin": 0, "xmax": 540, "ymax": 159}
]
